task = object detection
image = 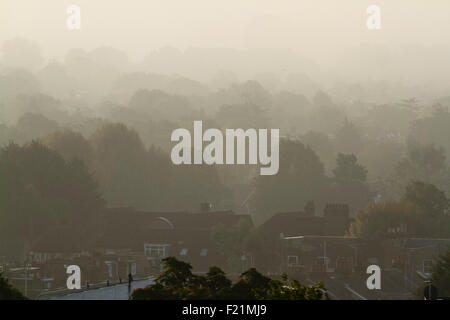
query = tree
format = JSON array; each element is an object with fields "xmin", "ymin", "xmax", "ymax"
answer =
[
  {"xmin": 13, "ymin": 94, "xmax": 68, "ymax": 124},
  {"xmin": 0, "ymin": 70, "xmax": 40, "ymax": 108},
  {"xmin": 131, "ymin": 257, "xmax": 326, "ymax": 300},
  {"xmin": 360, "ymin": 103, "xmax": 416, "ymax": 141},
  {"xmin": 300, "ymin": 131, "xmax": 335, "ymax": 172},
  {"xmin": 203, "ymin": 267, "xmax": 232, "ymax": 299},
  {"xmin": 157, "ymin": 257, "xmax": 195, "ymax": 289},
  {"xmin": 332, "ymin": 153, "xmax": 367, "ymax": 183},
  {"xmin": 349, "ymin": 182, "xmax": 450, "ymax": 238},
  {"xmin": 88, "ymin": 122, "xmax": 229, "ymax": 212},
  {"xmin": 89, "ymin": 123, "xmax": 154, "ymax": 209},
  {"xmin": 395, "ymin": 139, "xmax": 450, "ymax": 195},
  {"xmin": 431, "ymin": 248, "xmax": 450, "ymax": 298},
  {"xmin": 358, "ymin": 138, "xmax": 404, "ymax": 180},
  {"xmin": 334, "ymin": 119, "xmax": 364, "ymax": 155},
  {"xmin": 13, "ymin": 112, "xmax": 59, "ymax": 144},
  {"xmin": 410, "ymin": 104, "xmax": 450, "ymax": 163},
  {"xmin": 265, "ymin": 274, "xmax": 327, "ymax": 300},
  {"xmin": 44, "ymin": 129, "xmax": 93, "ymax": 166},
  {"xmin": 0, "ymin": 141, "xmax": 104, "ymax": 258},
  {"xmin": 0, "ymin": 273, "xmax": 27, "ymax": 300},
  {"xmin": 234, "ymin": 80, "xmax": 272, "ymax": 108},
  {"xmin": 231, "ymin": 267, "xmax": 272, "ymax": 299},
  {"xmin": 312, "ymin": 90, "xmax": 333, "ymax": 108},
  {"xmin": 349, "ymin": 200, "xmax": 418, "ymax": 238},
  {"xmin": 131, "ymin": 257, "xmax": 199, "ymax": 300},
  {"xmin": 252, "ymin": 139, "xmax": 327, "ymax": 224},
  {"xmin": 308, "ymin": 104, "xmax": 345, "ymax": 135},
  {"xmin": 400, "ymin": 140, "xmax": 447, "ymax": 178},
  {"xmin": 327, "ymin": 153, "xmax": 371, "ymax": 216},
  {"xmin": 211, "ymin": 218, "xmax": 259, "ymax": 273},
  {"xmin": 168, "ymin": 161, "xmax": 231, "ymax": 212},
  {"xmin": 128, "ymin": 89, "xmax": 195, "ymax": 121},
  {"xmin": 37, "ymin": 60, "xmax": 74, "ymax": 99},
  {"xmin": 403, "ymin": 181, "xmax": 449, "ymax": 217},
  {"xmin": 215, "ymin": 103, "xmax": 269, "ymax": 129}
]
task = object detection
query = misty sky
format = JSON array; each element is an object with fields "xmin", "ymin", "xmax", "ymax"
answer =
[{"xmin": 2, "ymin": 0, "xmax": 450, "ymax": 63}]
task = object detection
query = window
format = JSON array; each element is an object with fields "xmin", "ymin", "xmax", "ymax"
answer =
[
  {"xmin": 423, "ymin": 260, "xmax": 433, "ymax": 274},
  {"xmin": 129, "ymin": 262, "xmax": 137, "ymax": 276},
  {"xmin": 144, "ymin": 244, "xmax": 168, "ymax": 257},
  {"xmin": 287, "ymin": 255, "xmax": 298, "ymax": 265},
  {"xmin": 200, "ymin": 249, "xmax": 208, "ymax": 256},
  {"xmin": 105, "ymin": 261, "xmax": 118, "ymax": 278},
  {"xmin": 180, "ymin": 248, "xmax": 188, "ymax": 256}
]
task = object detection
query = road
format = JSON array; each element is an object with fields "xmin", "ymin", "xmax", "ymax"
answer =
[{"xmin": 39, "ymin": 277, "xmax": 155, "ymax": 300}]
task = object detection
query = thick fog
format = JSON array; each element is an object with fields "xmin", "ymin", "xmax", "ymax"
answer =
[
  {"xmin": 3, "ymin": 0, "xmax": 450, "ymax": 301},
  {"xmin": 2, "ymin": 0, "xmax": 450, "ymax": 92}
]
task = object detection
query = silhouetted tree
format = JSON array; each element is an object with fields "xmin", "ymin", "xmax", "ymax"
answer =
[
  {"xmin": 350, "ymin": 182, "xmax": 450, "ymax": 238},
  {"xmin": 395, "ymin": 139, "xmax": 450, "ymax": 195},
  {"xmin": 334, "ymin": 119, "xmax": 364, "ymax": 155},
  {"xmin": 0, "ymin": 141, "xmax": 104, "ymax": 258},
  {"xmin": 89, "ymin": 123, "xmax": 154, "ymax": 209},
  {"xmin": 211, "ymin": 218, "xmax": 258, "ymax": 273},
  {"xmin": 431, "ymin": 249, "xmax": 450, "ymax": 298},
  {"xmin": 44, "ymin": 129, "xmax": 93, "ymax": 165},
  {"xmin": 0, "ymin": 273, "xmax": 27, "ymax": 300},
  {"xmin": 252, "ymin": 139, "xmax": 327, "ymax": 224},
  {"xmin": 333, "ymin": 153, "xmax": 368, "ymax": 183},
  {"xmin": 131, "ymin": 257, "xmax": 326, "ymax": 300},
  {"xmin": 403, "ymin": 181, "xmax": 449, "ymax": 217}
]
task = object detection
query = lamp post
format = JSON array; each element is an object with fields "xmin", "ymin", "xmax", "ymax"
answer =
[
  {"xmin": 24, "ymin": 263, "xmax": 31, "ymax": 297},
  {"xmin": 24, "ymin": 264, "xmax": 27, "ymax": 297},
  {"xmin": 347, "ymin": 243, "xmax": 358, "ymax": 273}
]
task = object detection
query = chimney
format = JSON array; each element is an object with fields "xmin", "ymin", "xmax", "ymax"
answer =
[{"xmin": 200, "ymin": 202, "xmax": 212, "ymax": 213}]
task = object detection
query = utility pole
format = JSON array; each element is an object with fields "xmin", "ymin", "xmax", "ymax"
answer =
[{"xmin": 24, "ymin": 263, "xmax": 29, "ymax": 297}]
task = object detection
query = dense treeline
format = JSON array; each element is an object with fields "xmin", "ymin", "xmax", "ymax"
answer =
[
  {"xmin": 350, "ymin": 181, "xmax": 450, "ymax": 238},
  {"xmin": 0, "ymin": 273, "xmax": 27, "ymax": 300},
  {"xmin": 0, "ymin": 141, "xmax": 104, "ymax": 258},
  {"xmin": 131, "ymin": 257, "xmax": 326, "ymax": 300},
  {"xmin": 1, "ymin": 38, "xmax": 450, "ymax": 245}
]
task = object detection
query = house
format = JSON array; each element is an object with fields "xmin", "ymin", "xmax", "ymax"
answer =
[
  {"xmin": 93, "ymin": 206, "xmax": 253, "ymax": 275},
  {"xmin": 28, "ymin": 205, "xmax": 253, "ymax": 288},
  {"xmin": 259, "ymin": 202, "xmax": 352, "ymax": 244},
  {"xmin": 392, "ymin": 238, "xmax": 450, "ymax": 277},
  {"xmin": 280, "ymin": 235, "xmax": 360, "ymax": 275},
  {"xmin": 279, "ymin": 234, "xmax": 450, "ymax": 298}
]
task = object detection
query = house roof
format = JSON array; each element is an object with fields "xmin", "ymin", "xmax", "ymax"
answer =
[
  {"xmin": 31, "ymin": 208, "xmax": 252, "ymax": 254},
  {"xmin": 31, "ymin": 227, "xmax": 87, "ymax": 253},
  {"xmin": 404, "ymin": 238, "xmax": 450, "ymax": 250},
  {"xmin": 100, "ymin": 207, "xmax": 253, "ymax": 232},
  {"xmin": 260, "ymin": 205, "xmax": 352, "ymax": 238},
  {"xmin": 259, "ymin": 211, "xmax": 324, "ymax": 237}
]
